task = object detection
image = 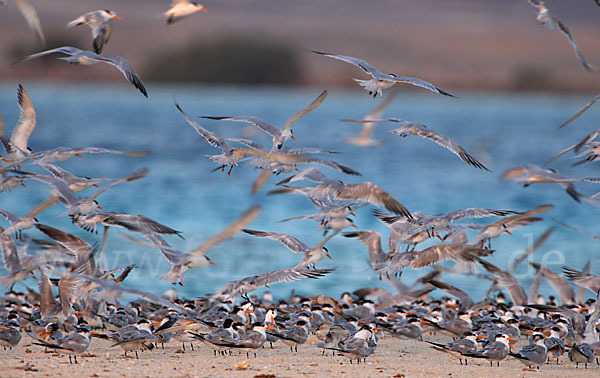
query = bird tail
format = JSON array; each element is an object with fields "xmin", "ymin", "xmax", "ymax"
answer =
[{"xmin": 352, "ymin": 78, "xmax": 382, "ymax": 98}]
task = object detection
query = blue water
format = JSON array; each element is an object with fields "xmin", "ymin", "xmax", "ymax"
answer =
[{"xmin": 0, "ymin": 82, "xmax": 598, "ymax": 303}]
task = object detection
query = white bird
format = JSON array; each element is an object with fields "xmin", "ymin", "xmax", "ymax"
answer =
[
  {"xmin": 163, "ymin": 0, "xmax": 208, "ymax": 24},
  {"xmin": 15, "ymin": 46, "xmax": 148, "ymax": 97},
  {"xmin": 527, "ymin": 0, "xmax": 594, "ymax": 71},
  {"xmin": 67, "ymin": 10, "xmax": 122, "ymax": 54},
  {"xmin": 311, "ymin": 50, "xmax": 455, "ymax": 98}
]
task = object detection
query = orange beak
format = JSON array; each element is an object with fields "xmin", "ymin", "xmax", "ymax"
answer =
[
  {"xmin": 244, "ymin": 309, "xmax": 255, "ymax": 314},
  {"xmin": 1, "ymin": 158, "xmax": 10, "ymax": 162},
  {"xmin": 76, "ymin": 311, "xmax": 86, "ymax": 315},
  {"xmin": 92, "ymin": 183, "xmax": 100, "ymax": 188},
  {"xmin": 388, "ymin": 314, "xmax": 399, "ymax": 318},
  {"xmin": 265, "ymin": 326, "xmax": 278, "ymax": 331},
  {"xmin": 436, "ymin": 235, "xmax": 446, "ymax": 244},
  {"xmin": 476, "ymin": 335, "xmax": 488, "ymax": 339},
  {"xmin": 200, "ymin": 7, "xmax": 209, "ymax": 12},
  {"xmin": 0, "ymin": 325, "xmax": 10, "ymax": 330},
  {"xmin": 326, "ymin": 253, "xmax": 332, "ymax": 260},
  {"xmin": 74, "ymin": 153, "xmax": 84, "ymax": 158},
  {"xmin": 507, "ymin": 337, "xmax": 518, "ymax": 341},
  {"xmin": 350, "ymin": 211, "xmax": 356, "ymax": 216},
  {"xmin": 350, "ymin": 223, "xmax": 359, "ymax": 229},
  {"xmin": 151, "ymin": 322, "xmax": 162, "ymax": 327},
  {"xmin": 265, "ymin": 284, "xmax": 270, "ymax": 288},
  {"xmin": 97, "ymin": 205, "xmax": 104, "ymax": 210},
  {"xmin": 91, "ymin": 331, "xmax": 103, "ymax": 336},
  {"xmin": 113, "ymin": 15, "xmax": 123, "ymax": 21},
  {"xmin": 504, "ymin": 229, "xmax": 512, "ymax": 235},
  {"xmin": 208, "ymin": 260, "xmax": 217, "ymax": 266}
]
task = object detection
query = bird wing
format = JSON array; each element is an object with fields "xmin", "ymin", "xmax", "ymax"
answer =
[
  {"xmin": 559, "ymin": 96, "xmax": 600, "ymax": 129},
  {"xmin": 14, "ymin": 0, "xmax": 45, "ymax": 45},
  {"xmin": 530, "ymin": 263, "xmax": 575, "ymax": 305},
  {"xmin": 280, "ymin": 90, "xmax": 328, "ymax": 134},
  {"xmin": 10, "ymin": 84, "xmax": 37, "ymax": 151},
  {"xmin": 393, "ymin": 123, "xmax": 488, "ymax": 170},
  {"xmin": 36, "ymin": 224, "xmax": 93, "ymax": 260},
  {"xmin": 92, "ymin": 19, "xmax": 113, "ymax": 54},
  {"xmin": 478, "ymin": 258, "xmax": 527, "ymax": 305},
  {"xmin": 187, "ymin": 205, "xmax": 260, "ymax": 258},
  {"xmin": 557, "ymin": 20, "xmax": 594, "ymax": 71},
  {"xmin": 0, "ymin": 225, "xmax": 22, "ymax": 272},
  {"xmin": 16, "ymin": 46, "xmax": 82, "ymax": 64},
  {"xmin": 94, "ymin": 54, "xmax": 148, "ymax": 97},
  {"xmin": 311, "ymin": 50, "xmax": 380, "ymax": 77},
  {"xmin": 201, "ymin": 115, "xmax": 280, "ymax": 138},
  {"xmin": 242, "ymin": 229, "xmax": 309, "ymax": 254},
  {"xmin": 389, "ymin": 76, "xmax": 456, "ymax": 97},
  {"xmin": 336, "ymin": 182, "xmax": 412, "ymax": 219},
  {"xmin": 343, "ymin": 230, "xmax": 385, "ymax": 268},
  {"xmin": 175, "ymin": 102, "xmax": 223, "ymax": 149},
  {"xmin": 427, "ymin": 279, "xmax": 474, "ymax": 311},
  {"xmin": 38, "ymin": 270, "xmax": 59, "ymax": 318}
]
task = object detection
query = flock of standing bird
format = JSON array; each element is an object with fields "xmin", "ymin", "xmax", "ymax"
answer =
[{"xmin": 0, "ymin": 0, "xmax": 600, "ymax": 373}]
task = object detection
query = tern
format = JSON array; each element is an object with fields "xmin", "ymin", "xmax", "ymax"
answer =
[
  {"xmin": 163, "ymin": 0, "xmax": 208, "ymax": 24},
  {"xmin": 342, "ymin": 118, "xmax": 489, "ymax": 170},
  {"xmin": 12, "ymin": 0, "xmax": 45, "ymax": 45},
  {"xmin": 67, "ymin": 10, "xmax": 122, "ymax": 53},
  {"xmin": 527, "ymin": 0, "xmax": 594, "ymax": 71},
  {"xmin": 311, "ymin": 50, "xmax": 455, "ymax": 98},
  {"xmin": 242, "ymin": 229, "xmax": 340, "ymax": 269},
  {"xmin": 15, "ymin": 46, "xmax": 148, "ymax": 97},
  {"xmin": 201, "ymin": 90, "xmax": 327, "ymax": 150}
]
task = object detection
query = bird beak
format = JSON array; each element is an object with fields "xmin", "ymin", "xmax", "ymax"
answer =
[
  {"xmin": 388, "ymin": 314, "xmax": 399, "ymax": 318},
  {"xmin": 373, "ymin": 327, "xmax": 382, "ymax": 331},
  {"xmin": 0, "ymin": 326, "xmax": 10, "ymax": 330},
  {"xmin": 200, "ymin": 7, "xmax": 209, "ymax": 12},
  {"xmin": 504, "ymin": 229, "xmax": 512, "ymax": 235},
  {"xmin": 350, "ymin": 223, "xmax": 359, "ymax": 229},
  {"xmin": 93, "ymin": 183, "xmax": 100, "ymax": 188},
  {"xmin": 468, "ymin": 311, "xmax": 480, "ymax": 316},
  {"xmin": 208, "ymin": 261, "xmax": 217, "ymax": 266},
  {"xmin": 476, "ymin": 335, "xmax": 487, "ymax": 339},
  {"xmin": 421, "ymin": 320, "xmax": 430, "ymax": 324},
  {"xmin": 436, "ymin": 235, "xmax": 446, "ymax": 244},
  {"xmin": 326, "ymin": 252, "xmax": 332, "ymax": 260},
  {"xmin": 290, "ymin": 135, "xmax": 296, "ymax": 141},
  {"xmin": 112, "ymin": 278, "xmax": 121, "ymax": 283},
  {"xmin": 507, "ymin": 337, "xmax": 518, "ymax": 341},
  {"xmin": 74, "ymin": 153, "xmax": 84, "ymax": 158},
  {"xmin": 20, "ymin": 182, "xmax": 26, "ymax": 187},
  {"xmin": 40, "ymin": 330, "xmax": 47, "ymax": 335},
  {"xmin": 265, "ymin": 326, "xmax": 278, "ymax": 330},
  {"xmin": 113, "ymin": 15, "xmax": 123, "ymax": 21},
  {"xmin": 151, "ymin": 323, "xmax": 162, "ymax": 327},
  {"xmin": 97, "ymin": 205, "xmax": 104, "ymax": 210},
  {"xmin": 1, "ymin": 158, "xmax": 10, "ymax": 162},
  {"xmin": 350, "ymin": 211, "xmax": 356, "ymax": 216},
  {"xmin": 244, "ymin": 309, "xmax": 255, "ymax": 314},
  {"xmin": 509, "ymin": 343, "xmax": 516, "ymax": 351},
  {"xmin": 91, "ymin": 331, "xmax": 103, "ymax": 336},
  {"xmin": 76, "ymin": 311, "xmax": 87, "ymax": 315}
]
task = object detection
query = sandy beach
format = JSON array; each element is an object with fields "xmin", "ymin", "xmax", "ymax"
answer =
[{"xmin": 1, "ymin": 332, "xmax": 596, "ymax": 377}]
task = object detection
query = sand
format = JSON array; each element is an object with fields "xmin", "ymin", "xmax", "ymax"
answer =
[{"xmin": 1, "ymin": 333, "xmax": 596, "ymax": 378}]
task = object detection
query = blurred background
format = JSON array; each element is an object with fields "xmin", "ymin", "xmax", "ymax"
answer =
[
  {"xmin": 1, "ymin": 0, "xmax": 600, "ymax": 92},
  {"xmin": 0, "ymin": 1, "xmax": 599, "ymax": 303}
]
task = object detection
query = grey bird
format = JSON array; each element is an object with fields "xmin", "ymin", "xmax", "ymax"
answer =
[
  {"xmin": 509, "ymin": 334, "xmax": 548, "ymax": 369},
  {"xmin": 15, "ymin": 46, "xmax": 148, "ymax": 97}
]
